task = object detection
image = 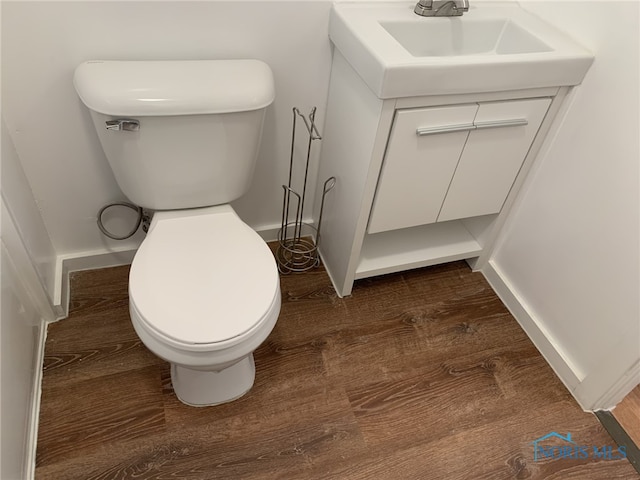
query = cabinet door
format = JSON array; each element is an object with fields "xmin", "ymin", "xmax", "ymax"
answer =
[
  {"xmin": 437, "ymin": 98, "xmax": 551, "ymax": 222},
  {"xmin": 368, "ymin": 104, "xmax": 478, "ymax": 234}
]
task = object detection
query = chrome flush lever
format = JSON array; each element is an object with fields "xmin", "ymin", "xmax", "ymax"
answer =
[{"xmin": 105, "ymin": 119, "xmax": 140, "ymax": 132}]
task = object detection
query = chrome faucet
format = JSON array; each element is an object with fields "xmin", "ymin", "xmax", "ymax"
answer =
[{"xmin": 414, "ymin": 0, "xmax": 469, "ymax": 17}]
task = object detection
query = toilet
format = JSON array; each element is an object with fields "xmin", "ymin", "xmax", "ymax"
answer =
[{"xmin": 73, "ymin": 59, "xmax": 281, "ymax": 406}]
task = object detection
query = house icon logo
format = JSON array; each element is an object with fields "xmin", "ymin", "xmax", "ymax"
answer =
[
  {"xmin": 531, "ymin": 432, "xmax": 578, "ymax": 461},
  {"xmin": 531, "ymin": 431, "xmax": 626, "ymax": 462}
]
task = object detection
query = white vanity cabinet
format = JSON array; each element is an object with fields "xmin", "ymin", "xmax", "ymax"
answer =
[
  {"xmin": 368, "ymin": 98, "xmax": 551, "ymax": 233},
  {"xmin": 315, "ymin": 51, "xmax": 569, "ymax": 297}
]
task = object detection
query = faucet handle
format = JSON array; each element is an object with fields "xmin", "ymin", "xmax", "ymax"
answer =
[
  {"xmin": 457, "ymin": 0, "xmax": 469, "ymax": 12},
  {"xmin": 415, "ymin": 0, "xmax": 469, "ymax": 16},
  {"xmin": 414, "ymin": 0, "xmax": 434, "ymax": 16}
]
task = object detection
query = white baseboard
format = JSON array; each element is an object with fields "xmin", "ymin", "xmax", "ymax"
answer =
[
  {"xmin": 573, "ymin": 344, "xmax": 640, "ymax": 411},
  {"xmin": 25, "ymin": 317, "xmax": 47, "ymax": 480},
  {"xmin": 481, "ymin": 260, "xmax": 585, "ymax": 404},
  {"xmin": 256, "ymin": 218, "xmax": 316, "ymax": 244},
  {"xmin": 589, "ymin": 360, "xmax": 640, "ymax": 411},
  {"xmin": 256, "ymin": 223, "xmax": 282, "ymax": 243}
]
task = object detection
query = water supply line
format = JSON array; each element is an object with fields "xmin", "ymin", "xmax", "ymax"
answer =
[{"xmin": 97, "ymin": 201, "xmax": 150, "ymax": 240}]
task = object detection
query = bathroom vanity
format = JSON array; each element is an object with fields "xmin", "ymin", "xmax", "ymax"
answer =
[{"xmin": 315, "ymin": 2, "xmax": 593, "ymax": 297}]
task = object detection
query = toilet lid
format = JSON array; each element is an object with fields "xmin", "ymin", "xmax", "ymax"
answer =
[{"xmin": 129, "ymin": 208, "xmax": 279, "ymax": 346}]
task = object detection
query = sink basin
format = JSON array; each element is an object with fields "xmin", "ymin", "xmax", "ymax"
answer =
[
  {"xmin": 329, "ymin": 2, "xmax": 593, "ymax": 98},
  {"xmin": 381, "ymin": 18, "xmax": 552, "ymax": 57}
]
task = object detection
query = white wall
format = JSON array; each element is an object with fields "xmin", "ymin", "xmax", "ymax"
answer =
[
  {"xmin": 0, "ymin": 238, "xmax": 45, "ymax": 480},
  {"xmin": 1, "ymin": 116, "xmax": 54, "ymax": 478},
  {"xmin": 1, "ymin": 119, "xmax": 57, "ymax": 304},
  {"xmin": 489, "ymin": 1, "xmax": 640, "ymax": 409},
  {"xmin": 1, "ymin": 0, "xmax": 335, "ymax": 259}
]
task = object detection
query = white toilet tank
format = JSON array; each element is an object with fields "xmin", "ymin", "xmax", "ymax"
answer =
[{"xmin": 74, "ymin": 60, "xmax": 275, "ymax": 210}]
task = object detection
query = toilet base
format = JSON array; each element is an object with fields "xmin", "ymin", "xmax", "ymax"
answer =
[{"xmin": 170, "ymin": 355, "xmax": 256, "ymax": 407}]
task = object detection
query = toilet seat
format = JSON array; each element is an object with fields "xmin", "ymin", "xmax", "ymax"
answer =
[{"xmin": 129, "ymin": 205, "xmax": 280, "ymax": 350}]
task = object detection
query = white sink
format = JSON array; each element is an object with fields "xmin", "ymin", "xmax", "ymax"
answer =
[
  {"xmin": 329, "ymin": 2, "xmax": 594, "ymax": 98},
  {"xmin": 381, "ymin": 18, "xmax": 553, "ymax": 57}
]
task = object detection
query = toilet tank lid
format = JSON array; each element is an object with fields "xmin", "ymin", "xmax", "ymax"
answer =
[{"xmin": 73, "ymin": 59, "xmax": 275, "ymax": 116}]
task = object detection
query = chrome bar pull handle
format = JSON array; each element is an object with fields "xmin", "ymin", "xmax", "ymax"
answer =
[
  {"xmin": 474, "ymin": 118, "xmax": 528, "ymax": 130},
  {"xmin": 416, "ymin": 123, "xmax": 476, "ymax": 136},
  {"xmin": 416, "ymin": 118, "xmax": 528, "ymax": 137},
  {"xmin": 105, "ymin": 119, "xmax": 140, "ymax": 132}
]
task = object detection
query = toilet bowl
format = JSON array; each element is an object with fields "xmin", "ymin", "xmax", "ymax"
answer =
[
  {"xmin": 128, "ymin": 206, "xmax": 280, "ymax": 406},
  {"xmin": 73, "ymin": 59, "xmax": 280, "ymax": 406}
]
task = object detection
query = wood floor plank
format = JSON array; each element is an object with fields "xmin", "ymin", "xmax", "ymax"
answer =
[
  {"xmin": 41, "ymin": 287, "xmax": 161, "ymax": 390},
  {"xmin": 37, "ymin": 366, "xmax": 166, "ymax": 467},
  {"xmin": 35, "ymin": 260, "xmax": 638, "ymax": 479},
  {"xmin": 314, "ymin": 400, "xmax": 633, "ymax": 480},
  {"xmin": 41, "ymin": 331, "xmax": 161, "ymax": 391},
  {"xmin": 36, "ymin": 410, "xmax": 365, "ymax": 480},
  {"xmin": 162, "ymin": 368, "xmax": 354, "ymax": 438},
  {"xmin": 67, "ymin": 266, "xmax": 130, "ymax": 315},
  {"xmin": 346, "ymin": 355, "xmax": 506, "ymax": 449},
  {"xmin": 614, "ymin": 384, "xmax": 640, "ymax": 448}
]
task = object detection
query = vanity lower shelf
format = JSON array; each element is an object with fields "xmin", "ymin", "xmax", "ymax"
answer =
[{"xmin": 355, "ymin": 220, "xmax": 482, "ymax": 280}]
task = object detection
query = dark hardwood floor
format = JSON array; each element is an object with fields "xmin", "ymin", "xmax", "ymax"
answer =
[{"xmin": 35, "ymin": 259, "xmax": 637, "ymax": 479}]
